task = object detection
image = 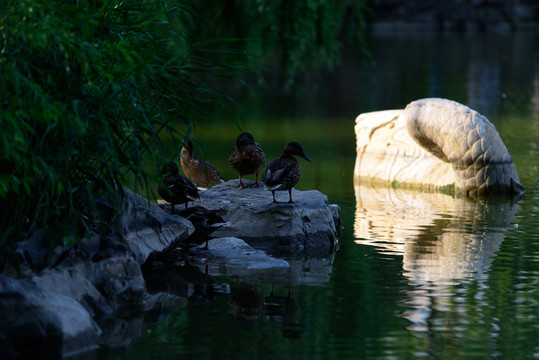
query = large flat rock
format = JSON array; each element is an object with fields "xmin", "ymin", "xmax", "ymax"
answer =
[{"xmin": 193, "ymin": 180, "xmax": 341, "ymax": 253}]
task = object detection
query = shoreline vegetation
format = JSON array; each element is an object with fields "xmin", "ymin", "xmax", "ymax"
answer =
[{"xmin": 0, "ymin": 0, "xmax": 371, "ymax": 272}]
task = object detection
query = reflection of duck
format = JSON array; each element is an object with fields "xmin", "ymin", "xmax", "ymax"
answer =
[
  {"xmin": 158, "ymin": 162, "xmax": 200, "ymax": 213},
  {"xmin": 143, "ymin": 262, "xmax": 227, "ymax": 304},
  {"xmin": 228, "ymin": 281, "xmax": 264, "ymax": 322},
  {"xmin": 264, "ymin": 284, "xmax": 302, "ymax": 339},
  {"xmin": 228, "ymin": 132, "xmax": 266, "ymax": 189},
  {"xmin": 180, "ymin": 140, "xmax": 222, "ymax": 188},
  {"xmin": 178, "ymin": 206, "xmax": 225, "ymax": 250},
  {"xmin": 263, "ymin": 142, "xmax": 312, "ymax": 203}
]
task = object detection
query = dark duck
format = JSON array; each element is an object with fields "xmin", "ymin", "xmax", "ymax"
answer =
[
  {"xmin": 228, "ymin": 132, "xmax": 266, "ymax": 189},
  {"xmin": 158, "ymin": 161, "xmax": 200, "ymax": 213},
  {"xmin": 180, "ymin": 140, "xmax": 223, "ymax": 188},
  {"xmin": 263, "ymin": 141, "xmax": 311, "ymax": 203}
]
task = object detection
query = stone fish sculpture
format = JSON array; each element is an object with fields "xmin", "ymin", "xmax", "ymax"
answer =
[{"xmin": 354, "ymin": 98, "xmax": 524, "ymax": 197}]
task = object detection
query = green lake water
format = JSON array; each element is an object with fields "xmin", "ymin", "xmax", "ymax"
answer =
[{"xmin": 111, "ymin": 33, "xmax": 539, "ymax": 359}]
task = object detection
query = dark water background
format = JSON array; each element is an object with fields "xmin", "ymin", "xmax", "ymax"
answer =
[{"xmin": 113, "ymin": 33, "xmax": 539, "ymax": 359}]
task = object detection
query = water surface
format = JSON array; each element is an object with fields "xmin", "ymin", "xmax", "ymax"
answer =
[{"xmin": 113, "ymin": 32, "xmax": 539, "ymax": 359}]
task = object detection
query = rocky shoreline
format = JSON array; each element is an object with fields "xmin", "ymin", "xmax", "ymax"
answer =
[{"xmin": 0, "ymin": 181, "xmax": 341, "ymax": 358}]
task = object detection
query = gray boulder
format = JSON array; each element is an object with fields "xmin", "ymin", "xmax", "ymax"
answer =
[
  {"xmin": 32, "ymin": 253, "xmax": 146, "ymax": 317},
  {"xmin": 0, "ymin": 275, "xmax": 100, "ymax": 359},
  {"xmin": 0, "ymin": 187, "xmax": 197, "ymax": 359},
  {"xmin": 117, "ymin": 187, "xmax": 195, "ymax": 263},
  {"xmin": 194, "ymin": 180, "xmax": 341, "ymax": 253}
]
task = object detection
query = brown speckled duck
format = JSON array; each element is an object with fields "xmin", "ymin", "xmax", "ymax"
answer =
[
  {"xmin": 228, "ymin": 132, "xmax": 266, "ymax": 189},
  {"xmin": 158, "ymin": 162, "xmax": 200, "ymax": 213},
  {"xmin": 180, "ymin": 140, "xmax": 222, "ymax": 188},
  {"xmin": 263, "ymin": 142, "xmax": 311, "ymax": 203}
]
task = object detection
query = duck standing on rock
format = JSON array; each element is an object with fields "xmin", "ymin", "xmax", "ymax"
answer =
[
  {"xmin": 263, "ymin": 141, "xmax": 312, "ymax": 203},
  {"xmin": 180, "ymin": 140, "xmax": 223, "ymax": 188},
  {"xmin": 228, "ymin": 132, "xmax": 266, "ymax": 189},
  {"xmin": 158, "ymin": 161, "xmax": 200, "ymax": 213}
]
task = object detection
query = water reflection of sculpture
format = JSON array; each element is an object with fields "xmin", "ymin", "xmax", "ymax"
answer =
[
  {"xmin": 353, "ymin": 183, "xmax": 520, "ymax": 332},
  {"xmin": 353, "ymin": 98, "xmax": 523, "ymax": 334},
  {"xmin": 354, "ymin": 184, "xmax": 519, "ymax": 279}
]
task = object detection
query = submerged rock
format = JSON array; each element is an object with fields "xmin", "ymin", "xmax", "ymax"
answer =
[
  {"xmin": 190, "ymin": 237, "xmax": 336, "ymax": 286},
  {"xmin": 189, "ymin": 180, "xmax": 341, "ymax": 253},
  {"xmin": 193, "ymin": 237, "xmax": 290, "ymax": 271}
]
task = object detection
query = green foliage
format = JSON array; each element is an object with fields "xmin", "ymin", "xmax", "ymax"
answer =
[
  {"xmin": 192, "ymin": 0, "xmax": 376, "ymax": 91},
  {"xmin": 0, "ymin": 0, "xmax": 374, "ymax": 267},
  {"xmin": 0, "ymin": 0, "xmax": 247, "ymax": 265}
]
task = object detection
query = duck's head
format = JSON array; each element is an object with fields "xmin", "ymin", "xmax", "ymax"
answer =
[
  {"xmin": 159, "ymin": 161, "xmax": 180, "ymax": 177},
  {"xmin": 282, "ymin": 142, "xmax": 312, "ymax": 161},
  {"xmin": 236, "ymin": 132, "xmax": 255, "ymax": 148},
  {"xmin": 183, "ymin": 140, "xmax": 194, "ymax": 153}
]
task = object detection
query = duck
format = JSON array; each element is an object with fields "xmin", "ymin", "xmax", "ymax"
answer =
[
  {"xmin": 158, "ymin": 161, "xmax": 200, "ymax": 213},
  {"xmin": 262, "ymin": 141, "xmax": 311, "ymax": 203},
  {"xmin": 228, "ymin": 132, "xmax": 266, "ymax": 189},
  {"xmin": 180, "ymin": 140, "xmax": 223, "ymax": 188}
]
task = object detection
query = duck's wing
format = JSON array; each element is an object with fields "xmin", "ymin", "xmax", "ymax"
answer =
[
  {"xmin": 202, "ymin": 158, "xmax": 220, "ymax": 175},
  {"xmin": 159, "ymin": 177, "xmax": 184, "ymax": 203},
  {"xmin": 228, "ymin": 146, "xmax": 242, "ymax": 167},
  {"xmin": 172, "ymin": 176, "xmax": 200, "ymax": 199},
  {"xmin": 263, "ymin": 159, "xmax": 289, "ymax": 189},
  {"xmin": 254, "ymin": 142, "xmax": 266, "ymax": 170},
  {"xmin": 199, "ymin": 159, "xmax": 222, "ymax": 186}
]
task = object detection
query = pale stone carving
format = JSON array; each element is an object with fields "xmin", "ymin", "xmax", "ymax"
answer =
[{"xmin": 354, "ymin": 98, "xmax": 524, "ymax": 197}]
